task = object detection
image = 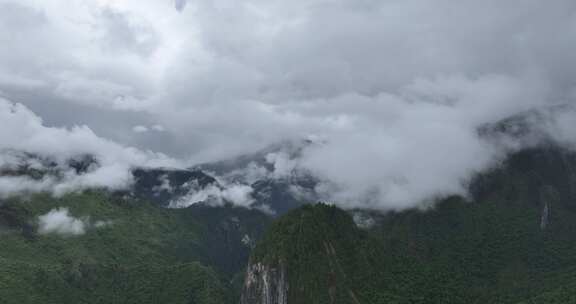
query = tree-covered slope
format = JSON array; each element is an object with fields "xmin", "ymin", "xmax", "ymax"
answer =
[
  {"xmin": 241, "ymin": 146, "xmax": 576, "ymax": 304},
  {"xmin": 242, "ymin": 204, "xmax": 366, "ymax": 304},
  {"xmin": 0, "ymin": 191, "xmax": 271, "ymax": 304}
]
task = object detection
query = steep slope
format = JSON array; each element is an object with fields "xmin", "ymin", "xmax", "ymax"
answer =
[
  {"xmin": 241, "ymin": 145, "xmax": 576, "ymax": 304},
  {"xmin": 0, "ymin": 191, "xmax": 272, "ymax": 303},
  {"xmin": 241, "ymin": 204, "xmax": 365, "ymax": 304},
  {"xmin": 0, "ymin": 259, "xmax": 224, "ymax": 304},
  {"xmin": 250, "ymin": 176, "xmax": 317, "ymax": 216}
]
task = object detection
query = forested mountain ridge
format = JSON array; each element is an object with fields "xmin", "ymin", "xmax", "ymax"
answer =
[
  {"xmin": 3, "ymin": 118, "xmax": 576, "ymax": 303},
  {"xmin": 0, "ymin": 191, "xmax": 271, "ymax": 303},
  {"xmin": 241, "ymin": 145, "xmax": 576, "ymax": 304}
]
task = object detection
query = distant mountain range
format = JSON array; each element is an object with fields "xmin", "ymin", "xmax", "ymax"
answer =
[{"xmin": 3, "ymin": 108, "xmax": 576, "ymax": 303}]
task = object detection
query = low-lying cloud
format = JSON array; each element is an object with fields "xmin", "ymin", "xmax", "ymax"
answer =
[
  {"xmin": 37, "ymin": 208, "xmax": 111, "ymax": 236},
  {"xmin": 38, "ymin": 208, "xmax": 86, "ymax": 236},
  {"xmin": 0, "ymin": 97, "xmax": 179, "ymax": 197},
  {"xmin": 169, "ymin": 183, "xmax": 254, "ymax": 208}
]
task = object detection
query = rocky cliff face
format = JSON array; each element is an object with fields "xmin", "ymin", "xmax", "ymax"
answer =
[
  {"xmin": 239, "ymin": 204, "xmax": 363, "ymax": 304},
  {"xmin": 240, "ymin": 261, "xmax": 288, "ymax": 304}
]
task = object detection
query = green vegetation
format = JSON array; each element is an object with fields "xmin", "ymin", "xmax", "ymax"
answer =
[
  {"xmin": 250, "ymin": 199, "xmax": 576, "ymax": 303},
  {"xmin": 0, "ymin": 191, "xmax": 270, "ymax": 304},
  {"xmin": 0, "ymin": 259, "xmax": 224, "ymax": 304},
  {"xmin": 245, "ymin": 147, "xmax": 576, "ymax": 304},
  {"xmin": 247, "ymin": 148, "xmax": 576, "ymax": 304},
  {"xmin": 4, "ymin": 147, "xmax": 576, "ymax": 303},
  {"xmin": 251, "ymin": 203, "xmax": 367, "ymax": 304},
  {"xmin": 518, "ymin": 285, "xmax": 576, "ymax": 304}
]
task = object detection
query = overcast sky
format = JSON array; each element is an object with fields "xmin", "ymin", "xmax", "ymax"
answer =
[{"xmin": 1, "ymin": 0, "xmax": 576, "ymax": 210}]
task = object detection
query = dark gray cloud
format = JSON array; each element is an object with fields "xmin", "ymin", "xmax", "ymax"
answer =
[
  {"xmin": 1, "ymin": 0, "xmax": 576, "ymax": 210},
  {"xmin": 175, "ymin": 0, "xmax": 187, "ymax": 12}
]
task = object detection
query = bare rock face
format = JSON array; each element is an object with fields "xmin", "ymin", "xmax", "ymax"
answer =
[{"xmin": 240, "ymin": 261, "xmax": 288, "ymax": 304}]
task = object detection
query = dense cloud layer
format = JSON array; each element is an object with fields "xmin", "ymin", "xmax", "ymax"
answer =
[
  {"xmin": 0, "ymin": 97, "xmax": 179, "ymax": 196},
  {"xmin": 1, "ymin": 0, "xmax": 576, "ymax": 210}
]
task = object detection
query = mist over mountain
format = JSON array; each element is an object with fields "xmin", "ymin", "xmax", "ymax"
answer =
[
  {"xmin": 2, "ymin": 1, "xmax": 576, "ymax": 303},
  {"xmin": 2, "ymin": 0, "xmax": 576, "ymax": 212},
  {"xmin": 2, "ymin": 98, "xmax": 576, "ymax": 215}
]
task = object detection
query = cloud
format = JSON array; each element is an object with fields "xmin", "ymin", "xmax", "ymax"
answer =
[
  {"xmin": 94, "ymin": 220, "xmax": 114, "ymax": 228},
  {"xmin": 0, "ymin": 176, "xmax": 55, "ymax": 199},
  {"xmin": 265, "ymin": 152, "xmax": 298, "ymax": 179},
  {"xmin": 169, "ymin": 183, "xmax": 254, "ymax": 208},
  {"xmin": 0, "ymin": 97, "xmax": 180, "ymax": 197},
  {"xmin": 294, "ymin": 75, "xmax": 544, "ymax": 210},
  {"xmin": 37, "ymin": 208, "xmax": 87, "ymax": 236},
  {"xmin": 151, "ymin": 124, "xmax": 165, "ymax": 132},
  {"xmin": 132, "ymin": 124, "xmax": 166, "ymax": 133},
  {"xmin": 352, "ymin": 212, "xmax": 376, "ymax": 230},
  {"xmin": 37, "ymin": 208, "xmax": 112, "ymax": 236},
  {"xmin": 133, "ymin": 125, "xmax": 149, "ymax": 133},
  {"xmin": 2, "ymin": 0, "xmax": 576, "ymax": 211}
]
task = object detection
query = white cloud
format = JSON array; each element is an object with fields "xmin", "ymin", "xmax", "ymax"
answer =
[
  {"xmin": 294, "ymin": 75, "xmax": 543, "ymax": 210},
  {"xmin": 169, "ymin": 183, "xmax": 254, "ymax": 208},
  {"xmin": 0, "ymin": 97, "xmax": 180, "ymax": 196},
  {"xmin": 37, "ymin": 208, "xmax": 87, "ymax": 236},
  {"xmin": 221, "ymin": 184, "xmax": 254, "ymax": 207},
  {"xmin": 94, "ymin": 220, "xmax": 113, "ymax": 228},
  {"xmin": 2, "ymin": 0, "xmax": 576, "ymax": 211},
  {"xmin": 132, "ymin": 125, "xmax": 149, "ymax": 133},
  {"xmin": 37, "ymin": 208, "xmax": 113, "ymax": 236},
  {"xmin": 265, "ymin": 152, "xmax": 297, "ymax": 179},
  {"xmin": 0, "ymin": 176, "xmax": 55, "ymax": 199},
  {"xmin": 133, "ymin": 124, "xmax": 166, "ymax": 133},
  {"xmin": 352, "ymin": 212, "xmax": 376, "ymax": 230}
]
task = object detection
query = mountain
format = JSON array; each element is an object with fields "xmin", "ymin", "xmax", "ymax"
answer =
[
  {"xmin": 196, "ymin": 140, "xmax": 320, "ymax": 216},
  {"xmin": 250, "ymin": 174, "xmax": 317, "ymax": 216},
  {"xmin": 131, "ymin": 167, "xmax": 218, "ymax": 207},
  {"xmin": 4, "ymin": 143, "xmax": 576, "ymax": 303},
  {"xmin": 0, "ymin": 190, "xmax": 272, "ymax": 303},
  {"xmin": 195, "ymin": 140, "xmax": 309, "ymax": 177},
  {"xmin": 129, "ymin": 166, "xmax": 317, "ymax": 215},
  {"xmin": 240, "ymin": 144, "xmax": 576, "ymax": 304},
  {"xmin": 0, "ymin": 138, "xmax": 319, "ymax": 215},
  {"xmin": 4, "ymin": 110, "xmax": 576, "ymax": 303}
]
